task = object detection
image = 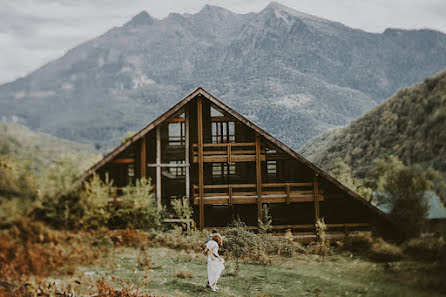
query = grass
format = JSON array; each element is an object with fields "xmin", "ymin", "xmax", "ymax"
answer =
[{"xmin": 48, "ymin": 246, "xmax": 446, "ymax": 297}]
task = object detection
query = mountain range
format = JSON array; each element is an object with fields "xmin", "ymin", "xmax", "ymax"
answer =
[
  {"xmin": 1, "ymin": 2, "xmax": 446, "ymax": 149},
  {"xmin": 299, "ymin": 70, "xmax": 446, "ymax": 177}
]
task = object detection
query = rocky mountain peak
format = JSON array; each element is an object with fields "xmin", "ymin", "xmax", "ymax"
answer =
[{"xmin": 124, "ymin": 11, "xmax": 154, "ymax": 27}]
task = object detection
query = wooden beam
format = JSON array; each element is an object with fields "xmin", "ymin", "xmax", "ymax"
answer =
[
  {"xmin": 164, "ymin": 117, "xmax": 185, "ymax": 123},
  {"xmin": 193, "ymin": 154, "xmax": 265, "ymax": 163},
  {"xmin": 228, "ymin": 185, "xmax": 233, "ymax": 206},
  {"xmin": 256, "ymin": 134, "xmax": 262, "ymax": 223},
  {"xmin": 193, "ymin": 194, "xmax": 324, "ymax": 205},
  {"xmin": 286, "ymin": 183, "xmax": 290, "ymax": 204},
  {"xmin": 147, "ymin": 163, "xmax": 190, "ymax": 168},
  {"xmin": 111, "ymin": 158, "xmax": 134, "ymax": 164},
  {"xmin": 314, "ymin": 174, "xmax": 319, "ymax": 220},
  {"xmin": 197, "ymin": 97, "xmax": 204, "ymax": 230},
  {"xmin": 210, "ymin": 116, "xmax": 234, "ymax": 122},
  {"xmin": 156, "ymin": 126, "xmax": 161, "ymax": 209},
  {"xmin": 185, "ymin": 108, "xmax": 190, "ymax": 200},
  {"xmin": 140, "ymin": 137, "xmax": 146, "ymax": 179}
]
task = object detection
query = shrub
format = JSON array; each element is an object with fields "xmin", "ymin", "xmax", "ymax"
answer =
[
  {"xmin": 0, "ymin": 218, "xmax": 109, "ymax": 281},
  {"xmin": 368, "ymin": 238, "xmax": 403, "ymax": 262},
  {"xmin": 79, "ymin": 174, "xmax": 114, "ymax": 229},
  {"xmin": 343, "ymin": 231, "xmax": 374, "ymax": 253},
  {"xmin": 150, "ymin": 228, "xmax": 206, "ymax": 253},
  {"xmin": 171, "ymin": 196, "xmax": 194, "ymax": 230},
  {"xmin": 223, "ymin": 220, "xmax": 257, "ymax": 271},
  {"xmin": 109, "ymin": 178, "xmax": 161, "ymax": 230},
  {"xmin": 0, "ymin": 156, "xmax": 38, "ymax": 228},
  {"xmin": 402, "ymin": 236, "xmax": 445, "ymax": 261}
]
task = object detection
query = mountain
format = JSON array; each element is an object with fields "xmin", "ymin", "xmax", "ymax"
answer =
[
  {"xmin": 299, "ymin": 70, "xmax": 446, "ymax": 177},
  {"xmin": 0, "ymin": 122, "xmax": 97, "ymax": 170},
  {"xmin": 1, "ymin": 2, "xmax": 446, "ymax": 149}
]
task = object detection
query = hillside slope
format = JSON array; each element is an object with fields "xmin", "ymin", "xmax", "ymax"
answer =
[
  {"xmin": 299, "ymin": 70, "xmax": 446, "ymax": 177},
  {"xmin": 0, "ymin": 122, "xmax": 96, "ymax": 170},
  {"xmin": 1, "ymin": 3, "xmax": 446, "ymax": 149}
]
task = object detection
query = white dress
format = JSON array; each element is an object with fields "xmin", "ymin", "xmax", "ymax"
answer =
[{"xmin": 206, "ymin": 239, "xmax": 225, "ymax": 288}]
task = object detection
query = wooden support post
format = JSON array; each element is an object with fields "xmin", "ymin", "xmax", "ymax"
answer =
[
  {"xmin": 156, "ymin": 126, "xmax": 162, "ymax": 209},
  {"xmin": 227, "ymin": 143, "xmax": 232, "ymax": 164},
  {"xmin": 185, "ymin": 109, "xmax": 190, "ymax": 200},
  {"xmin": 255, "ymin": 134, "xmax": 262, "ymax": 224},
  {"xmin": 140, "ymin": 136, "xmax": 146, "ymax": 180},
  {"xmin": 229, "ymin": 185, "xmax": 233, "ymax": 207},
  {"xmin": 286, "ymin": 183, "xmax": 290, "ymax": 204},
  {"xmin": 197, "ymin": 97, "xmax": 205, "ymax": 230},
  {"xmin": 313, "ymin": 174, "xmax": 319, "ymax": 220}
]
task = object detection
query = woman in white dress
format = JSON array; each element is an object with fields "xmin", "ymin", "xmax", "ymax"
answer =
[{"xmin": 206, "ymin": 233, "xmax": 224, "ymax": 291}]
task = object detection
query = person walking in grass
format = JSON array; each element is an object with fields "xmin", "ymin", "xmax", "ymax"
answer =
[{"xmin": 206, "ymin": 233, "xmax": 224, "ymax": 291}]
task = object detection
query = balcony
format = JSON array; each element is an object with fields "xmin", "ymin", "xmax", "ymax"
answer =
[
  {"xmin": 192, "ymin": 182, "xmax": 324, "ymax": 205},
  {"xmin": 192, "ymin": 142, "xmax": 266, "ymax": 163}
]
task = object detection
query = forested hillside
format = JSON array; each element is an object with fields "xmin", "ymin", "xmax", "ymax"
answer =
[{"xmin": 299, "ymin": 70, "xmax": 446, "ymax": 178}]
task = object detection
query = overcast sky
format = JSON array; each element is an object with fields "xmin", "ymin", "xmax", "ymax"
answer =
[{"xmin": 1, "ymin": 0, "xmax": 445, "ymax": 84}]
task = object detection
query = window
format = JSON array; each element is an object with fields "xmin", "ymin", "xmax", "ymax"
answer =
[
  {"xmin": 211, "ymin": 121, "xmax": 235, "ymax": 143},
  {"xmin": 212, "ymin": 163, "xmax": 236, "ymax": 177},
  {"xmin": 267, "ymin": 160, "xmax": 277, "ymax": 176},
  {"xmin": 168, "ymin": 160, "xmax": 185, "ymax": 177},
  {"xmin": 168, "ymin": 122, "xmax": 185, "ymax": 145},
  {"xmin": 128, "ymin": 163, "xmax": 135, "ymax": 183}
]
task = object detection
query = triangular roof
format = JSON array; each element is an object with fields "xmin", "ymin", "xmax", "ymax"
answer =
[{"xmin": 82, "ymin": 87, "xmax": 390, "ymax": 221}]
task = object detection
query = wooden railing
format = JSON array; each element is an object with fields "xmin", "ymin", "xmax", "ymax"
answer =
[
  {"xmin": 192, "ymin": 142, "xmax": 266, "ymax": 163},
  {"xmin": 192, "ymin": 182, "xmax": 324, "ymax": 205}
]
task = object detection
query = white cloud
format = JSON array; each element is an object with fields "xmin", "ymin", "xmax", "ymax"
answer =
[{"xmin": 0, "ymin": 0, "xmax": 445, "ymax": 84}]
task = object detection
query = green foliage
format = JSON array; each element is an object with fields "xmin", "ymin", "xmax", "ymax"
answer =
[
  {"xmin": 0, "ymin": 156, "xmax": 38, "ymax": 227},
  {"xmin": 78, "ymin": 174, "xmax": 113, "ymax": 229},
  {"xmin": 327, "ymin": 158, "xmax": 372, "ymax": 201},
  {"xmin": 170, "ymin": 196, "xmax": 194, "ymax": 230},
  {"xmin": 374, "ymin": 157, "xmax": 438, "ymax": 239},
  {"xmin": 224, "ymin": 219, "xmax": 255, "ymax": 262},
  {"xmin": 0, "ymin": 155, "xmax": 37, "ymax": 201},
  {"xmin": 34, "ymin": 154, "xmax": 83, "ymax": 229},
  {"xmin": 110, "ymin": 178, "xmax": 161, "ymax": 230}
]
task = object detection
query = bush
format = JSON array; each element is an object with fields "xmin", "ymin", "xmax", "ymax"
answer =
[
  {"xmin": 402, "ymin": 236, "xmax": 445, "ymax": 261},
  {"xmin": 78, "ymin": 174, "xmax": 114, "ymax": 229},
  {"xmin": 223, "ymin": 220, "xmax": 257, "ymax": 270},
  {"xmin": 343, "ymin": 231, "xmax": 374, "ymax": 253},
  {"xmin": 109, "ymin": 178, "xmax": 161, "ymax": 230},
  {"xmin": 0, "ymin": 218, "xmax": 109, "ymax": 281},
  {"xmin": 34, "ymin": 155, "xmax": 83, "ymax": 229},
  {"xmin": 368, "ymin": 238, "xmax": 403, "ymax": 262},
  {"xmin": 0, "ymin": 156, "xmax": 38, "ymax": 228},
  {"xmin": 150, "ymin": 228, "xmax": 206, "ymax": 253}
]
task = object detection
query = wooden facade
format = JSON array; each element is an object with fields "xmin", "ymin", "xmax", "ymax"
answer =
[{"xmin": 82, "ymin": 88, "xmax": 393, "ymax": 237}]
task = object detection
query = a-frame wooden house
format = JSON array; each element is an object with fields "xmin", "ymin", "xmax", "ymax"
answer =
[{"xmin": 82, "ymin": 88, "xmax": 392, "ymax": 237}]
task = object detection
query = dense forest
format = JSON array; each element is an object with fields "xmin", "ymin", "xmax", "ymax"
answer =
[{"xmin": 300, "ymin": 69, "xmax": 446, "ymax": 179}]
